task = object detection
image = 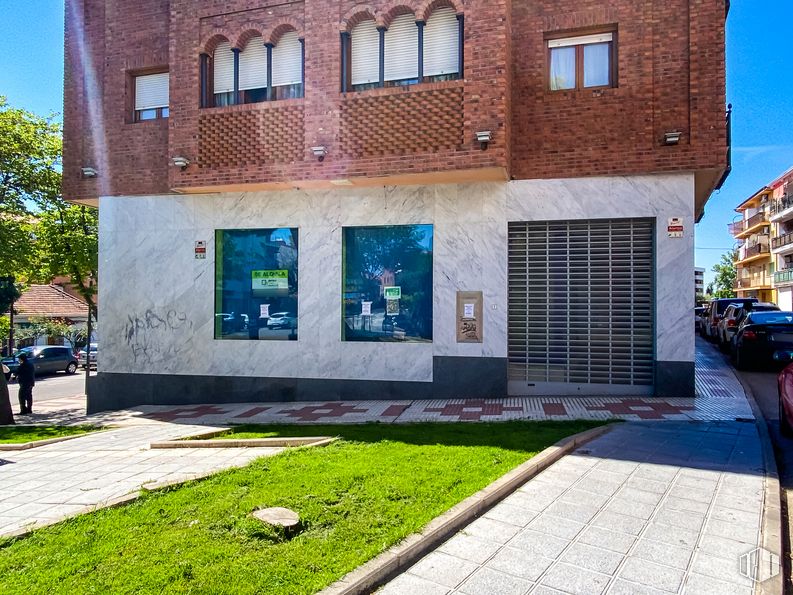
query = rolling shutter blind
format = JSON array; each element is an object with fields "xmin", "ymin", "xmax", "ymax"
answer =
[
  {"xmin": 272, "ymin": 31, "xmax": 302, "ymax": 87},
  {"xmin": 384, "ymin": 14, "xmax": 418, "ymax": 81},
  {"xmin": 508, "ymin": 218, "xmax": 654, "ymax": 391},
  {"xmin": 135, "ymin": 73, "xmax": 169, "ymax": 110},
  {"xmin": 351, "ymin": 20, "xmax": 380, "ymax": 85},
  {"xmin": 238, "ymin": 36, "xmax": 268, "ymax": 91},
  {"xmin": 213, "ymin": 41, "xmax": 235, "ymax": 93},
  {"xmin": 423, "ymin": 8, "xmax": 459, "ymax": 77},
  {"xmin": 548, "ymin": 33, "xmax": 613, "ymax": 48}
]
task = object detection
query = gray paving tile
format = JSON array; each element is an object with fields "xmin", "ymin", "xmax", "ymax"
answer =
[
  {"xmin": 457, "ymin": 567, "xmax": 532, "ymax": 595},
  {"xmin": 652, "ymin": 508, "xmax": 705, "ymax": 531},
  {"xmin": 527, "ymin": 513, "xmax": 585, "ymax": 540},
  {"xmin": 484, "ymin": 502, "xmax": 540, "ymax": 527},
  {"xmin": 689, "ymin": 552, "xmax": 755, "ymax": 588},
  {"xmin": 697, "ymin": 535, "xmax": 756, "ymax": 562},
  {"xmin": 591, "ymin": 510, "xmax": 646, "ymax": 536},
  {"xmin": 624, "ymin": 477, "xmax": 669, "ymax": 495},
  {"xmin": 607, "ymin": 579, "xmax": 667, "ymax": 595},
  {"xmin": 618, "ymin": 557, "xmax": 685, "ymax": 593},
  {"xmin": 574, "ymin": 477, "xmax": 622, "ymax": 497},
  {"xmin": 439, "ymin": 533, "xmax": 502, "ymax": 564},
  {"xmin": 708, "ymin": 506, "xmax": 760, "ymax": 526},
  {"xmin": 544, "ymin": 500, "xmax": 600, "ymax": 524},
  {"xmin": 682, "ymin": 573, "xmax": 753, "ymax": 595},
  {"xmin": 703, "ymin": 519, "xmax": 759, "ymax": 545},
  {"xmin": 642, "ymin": 522, "xmax": 699, "ymax": 549},
  {"xmin": 378, "ymin": 572, "xmax": 450, "ymax": 595},
  {"xmin": 464, "ymin": 517, "xmax": 521, "ymax": 545},
  {"xmin": 559, "ymin": 488, "xmax": 610, "ymax": 509},
  {"xmin": 540, "ymin": 562, "xmax": 610, "ymax": 595},
  {"xmin": 604, "ymin": 498, "xmax": 655, "ymax": 520},
  {"xmin": 630, "ymin": 539, "xmax": 693, "ymax": 570},
  {"xmin": 509, "ymin": 529, "xmax": 570, "ymax": 559},
  {"xmin": 407, "ymin": 552, "xmax": 479, "ymax": 589},
  {"xmin": 668, "ymin": 485, "xmax": 714, "ymax": 504},
  {"xmin": 578, "ymin": 526, "xmax": 636, "ymax": 554},
  {"xmin": 660, "ymin": 495, "xmax": 710, "ymax": 515},
  {"xmin": 529, "ymin": 586, "xmax": 566, "ymax": 595},
  {"xmin": 560, "ymin": 542, "xmax": 623, "ymax": 575},
  {"xmin": 614, "ymin": 486, "xmax": 664, "ymax": 506},
  {"xmin": 487, "ymin": 547, "xmax": 554, "ymax": 582},
  {"xmin": 675, "ymin": 474, "xmax": 718, "ymax": 490}
]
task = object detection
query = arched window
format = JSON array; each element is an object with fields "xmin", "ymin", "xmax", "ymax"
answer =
[
  {"xmin": 272, "ymin": 31, "xmax": 304, "ymax": 100},
  {"xmin": 213, "ymin": 41, "xmax": 235, "ymax": 106},
  {"xmin": 350, "ymin": 20, "xmax": 380, "ymax": 91},
  {"xmin": 239, "ymin": 36, "xmax": 269, "ymax": 103},
  {"xmin": 423, "ymin": 7, "xmax": 460, "ymax": 82},
  {"xmin": 384, "ymin": 14, "xmax": 418, "ymax": 86}
]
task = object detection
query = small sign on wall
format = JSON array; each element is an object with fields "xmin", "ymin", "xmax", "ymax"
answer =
[
  {"xmin": 195, "ymin": 240, "xmax": 206, "ymax": 259},
  {"xmin": 668, "ymin": 217, "xmax": 684, "ymax": 238},
  {"xmin": 457, "ymin": 291, "xmax": 483, "ymax": 343}
]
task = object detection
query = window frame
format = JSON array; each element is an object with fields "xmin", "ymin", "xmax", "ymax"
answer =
[
  {"xmin": 342, "ymin": 11, "xmax": 464, "ymax": 93},
  {"xmin": 129, "ymin": 69, "xmax": 170, "ymax": 123},
  {"xmin": 545, "ymin": 28, "xmax": 617, "ymax": 92}
]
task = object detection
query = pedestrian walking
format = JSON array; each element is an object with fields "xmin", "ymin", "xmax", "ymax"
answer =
[{"xmin": 16, "ymin": 352, "xmax": 35, "ymax": 415}]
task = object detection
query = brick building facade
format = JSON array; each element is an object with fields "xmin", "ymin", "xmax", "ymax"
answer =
[{"xmin": 63, "ymin": 0, "xmax": 729, "ymax": 411}]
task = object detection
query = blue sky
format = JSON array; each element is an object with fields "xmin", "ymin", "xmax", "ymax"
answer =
[{"xmin": 0, "ymin": 1, "xmax": 791, "ymax": 288}]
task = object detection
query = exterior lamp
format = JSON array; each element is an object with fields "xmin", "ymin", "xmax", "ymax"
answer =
[
  {"xmin": 81, "ymin": 167, "xmax": 98, "ymax": 178},
  {"xmin": 476, "ymin": 130, "xmax": 492, "ymax": 150},
  {"xmin": 171, "ymin": 156, "xmax": 190, "ymax": 170},
  {"xmin": 311, "ymin": 146, "xmax": 328, "ymax": 162},
  {"xmin": 664, "ymin": 132, "xmax": 682, "ymax": 145}
]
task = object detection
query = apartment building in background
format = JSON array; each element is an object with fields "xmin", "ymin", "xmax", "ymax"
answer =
[
  {"xmin": 695, "ymin": 267, "xmax": 705, "ymax": 299},
  {"xmin": 769, "ymin": 167, "xmax": 793, "ymax": 308},
  {"xmin": 730, "ymin": 187, "xmax": 775, "ymax": 303},
  {"xmin": 63, "ymin": 0, "xmax": 730, "ymax": 411}
]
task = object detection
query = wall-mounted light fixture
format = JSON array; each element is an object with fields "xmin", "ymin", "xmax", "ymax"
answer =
[
  {"xmin": 476, "ymin": 131, "xmax": 492, "ymax": 150},
  {"xmin": 311, "ymin": 146, "xmax": 327, "ymax": 162},
  {"xmin": 81, "ymin": 167, "xmax": 98, "ymax": 178},
  {"xmin": 664, "ymin": 131, "xmax": 682, "ymax": 146},
  {"xmin": 171, "ymin": 156, "xmax": 191, "ymax": 170}
]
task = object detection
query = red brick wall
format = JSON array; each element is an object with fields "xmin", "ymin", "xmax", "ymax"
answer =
[
  {"xmin": 62, "ymin": 0, "xmax": 727, "ymax": 200},
  {"xmin": 510, "ymin": 0, "xmax": 728, "ymax": 180}
]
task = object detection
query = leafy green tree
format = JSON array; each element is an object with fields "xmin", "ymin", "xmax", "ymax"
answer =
[{"xmin": 710, "ymin": 250, "xmax": 738, "ymax": 299}]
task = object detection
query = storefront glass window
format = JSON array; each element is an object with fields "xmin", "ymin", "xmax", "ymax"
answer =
[
  {"xmin": 215, "ymin": 228, "xmax": 298, "ymax": 340},
  {"xmin": 342, "ymin": 224, "xmax": 433, "ymax": 342}
]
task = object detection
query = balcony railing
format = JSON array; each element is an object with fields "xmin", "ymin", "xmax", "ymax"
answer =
[
  {"xmin": 775, "ymin": 269, "xmax": 793, "ymax": 286},
  {"xmin": 716, "ymin": 104, "xmax": 732, "ymax": 190},
  {"xmin": 772, "ymin": 231, "xmax": 793, "ymax": 250},
  {"xmin": 771, "ymin": 194, "xmax": 793, "ymax": 217},
  {"xmin": 737, "ymin": 276, "xmax": 771, "ymax": 289},
  {"xmin": 729, "ymin": 210, "xmax": 769, "ymax": 236},
  {"xmin": 738, "ymin": 242, "xmax": 770, "ymax": 261}
]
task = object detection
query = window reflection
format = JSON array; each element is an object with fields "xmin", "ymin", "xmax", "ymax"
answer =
[
  {"xmin": 215, "ymin": 228, "xmax": 298, "ymax": 341},
  {"xmin": 343, "ymin": 225, "xmax": 433, "ymax": 342}
]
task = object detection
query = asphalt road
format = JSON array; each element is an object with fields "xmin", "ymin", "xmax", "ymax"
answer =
[
  {"xmin": 709, "ymin": 342, "xmax": 793, "ymax": 593},
  {"xmin": 6, "ymin": 369, "xmax": 88, "ymax": 404}
]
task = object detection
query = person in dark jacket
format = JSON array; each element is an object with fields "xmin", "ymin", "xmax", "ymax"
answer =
[{"xmin": 16, "ymin": 352, "xmax": 35, "ymax": 415}]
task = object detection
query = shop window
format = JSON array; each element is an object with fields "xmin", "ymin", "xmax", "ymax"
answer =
[
  {"xmin": 134, "ymin": 72, "xmax": 169, "ymax": 121},
  {"xmin": 215, "ymin": 228, "xmax": 299, "ymax": 341},
  {"xmin": 342, "ymin": 224, "xmax": 433, "ymax": 342},
  {"xmin": 547, "ymin": 31, "xmax": 615, "ymax": 91}
]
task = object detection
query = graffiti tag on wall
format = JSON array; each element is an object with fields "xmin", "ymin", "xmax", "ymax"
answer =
[{"xmin": 124, "ymin": 309, "xmax": 193, "ymax": 365}]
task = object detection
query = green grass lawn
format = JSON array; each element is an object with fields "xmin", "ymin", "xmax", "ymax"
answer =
[
  {"xmin": 0, "ymin": 425, "xmax": 99, "ymax": 444},
  {"xmin": 0, "ymin": 420, "xmax": 606, "ymax": 595}
]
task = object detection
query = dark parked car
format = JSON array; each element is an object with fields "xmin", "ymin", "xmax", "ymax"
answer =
[
  {"xmin": 717, "ymin": 302, "xmax": 779, "ymax": 351},
  {"xmin": 701, "ymin": 297, "xmax": 759, "ymax": 341},
  {"xmin": 778, "ymin": 360, "xmax": 793, "ymax": 436},
  {"xmin": 2, "ymin": 346, "xmax": 79, "ymax": 380},
  {"xmin": 732, "ymin": 311, "xmax": 793, "ymax": 370}
]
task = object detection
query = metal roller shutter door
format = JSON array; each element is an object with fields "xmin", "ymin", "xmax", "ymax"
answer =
[{"xmin": 508, "ymin": 218, "xmax": 654, "ymax": 395}]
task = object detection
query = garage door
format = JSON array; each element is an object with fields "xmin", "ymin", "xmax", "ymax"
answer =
[{"xmin": 508, "ymin": 218, "xmax": 654, "ymax": 395}]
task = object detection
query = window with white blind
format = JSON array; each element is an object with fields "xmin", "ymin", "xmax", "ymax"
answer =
[
  {"xmin": 134, "ymin": 72, "xmax": 169, "ymax": 121},
  {"xmin": 384, "ymin": 14, "xmax": 418, "ymax": 85},
  {"xmin": 272, "ymin": 31, "xmax": 303, "ymax": 100},
  {"xmin": 423, "ymin": 8, "xmax": 459, "ymax": 80},
  {"xmin": 351, "ymin": 20, "xmax": 380, "ymax": 89},
  {"xmin": 213, "ymin": 41, "xmax": 235, "ymax": 106},
  {"xmin": 548, "ymin": 31, "xmax": 615, "ymax": 91},
  {"xmin": 239, "ymin": 36, "xmax": 269, "ymax": 103}
]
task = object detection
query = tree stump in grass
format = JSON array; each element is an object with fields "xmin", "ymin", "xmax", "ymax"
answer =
[{"xmin": 252, "ymin": 507, "xmax": 301, "ymax": 538}]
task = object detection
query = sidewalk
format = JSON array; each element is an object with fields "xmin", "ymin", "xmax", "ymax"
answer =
[{"xmin": 376, "ymin": 342, "xmax": 772, "ymax": 595}]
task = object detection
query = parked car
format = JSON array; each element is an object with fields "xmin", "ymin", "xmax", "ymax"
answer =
[
  {"xmin": 694, "ymin": 306, "xmax": 706, "ymax": 332},
  {"xmin": 1, "ymin": 346, "xmax": 79, "ymax": 380},
  {"xmin": 732, "ymin": 311, "xmax": 793, "ymax": 370},
  {"xmin": 702, "ymin": 297, "xmax": 759, "ymax": 341},
  {"xmin": 78, "ymin": 343, "xmax": 98, "ymax": 369},
  {"xmin": 717, "ymin": 302, "xmax": 779, "ymax": 351},
  {"xmin": 266, "ymin": 312, "xmax": 296, "ymax": 330}
]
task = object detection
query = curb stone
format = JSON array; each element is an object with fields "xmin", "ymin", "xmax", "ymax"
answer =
[
  {"xmin": 0, "ymin": 428, "xmax": 105, "ymax": 451},
  {"xmin": 318, "ymin": 422, "xmax": 616, "ymax": 595},
  {"xmin": 731, "ymin": 368, "xmax": 784, "ymax": 595}
]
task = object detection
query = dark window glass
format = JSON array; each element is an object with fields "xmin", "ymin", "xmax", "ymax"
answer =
[
  {"xmin": 274, "ymin": 83, "xmax": 303, "ymax": 100},
  {"xmin": 215, "ymin": 228, "xmax": 298, "ymax": 341},
  {"xmin": 242, "ymin": 87, "xmax": 269, "ymax": 104},
  {"xmin": 214, "ymin": 92, "xmax": 235, "ymax": 107},
  {"xmin": 342, "ymin": 224, "xmax": 433, "ymax": 342}
]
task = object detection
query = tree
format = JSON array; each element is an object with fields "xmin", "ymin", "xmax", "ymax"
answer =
[{"xmin": 711, "ymin": 250, "xmax": 738, "ymax": 299}]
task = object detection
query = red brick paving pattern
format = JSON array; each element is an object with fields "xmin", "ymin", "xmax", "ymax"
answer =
[
  {"xmin": 149, "ymin": 405, "xmax": 231, "ymax": 422},
  {"xmin": 277, "ymin": 403, "xmax": 369, "ymax": 422},
  {"xmin": 424, "ymin": 400, "xmax": 523, "ymax": 421},
  {"xmin": 585, "ymin": 399, "xmax": 694, "ymax": 420},
  {"xmin": 542, "ymin": 403, "xmax": 568, "ymax": 416},
  {"xmin": 234, "ymin": 406, "xmax": 272, "ymax": 418}
]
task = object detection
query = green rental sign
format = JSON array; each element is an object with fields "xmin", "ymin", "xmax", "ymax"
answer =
[
  {"xmin": 252, "ymin": 270, "xmax": 289, "ymax": 293},
  {"xmin": 384, "ymin": 286, "xmax": 401, "ymax": 300}
]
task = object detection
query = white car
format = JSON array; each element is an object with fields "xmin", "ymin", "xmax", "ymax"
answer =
[{"xmin": 266, "ymin": 312, "xmax": 296, "ymax": 329}]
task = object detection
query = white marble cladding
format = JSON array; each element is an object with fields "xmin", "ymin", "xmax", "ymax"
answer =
[{"xmin": 97, "ymin": 173, "xmax": 694, "ymax": 381}]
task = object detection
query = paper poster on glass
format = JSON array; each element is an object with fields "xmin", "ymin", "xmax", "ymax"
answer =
[
  {"xmin": 342, "ymin": 224, "xmax": 433, "ymax": 343},
  {"xmin": 215, "ymin": 228, "xmax": 298, "ymax": 341}
]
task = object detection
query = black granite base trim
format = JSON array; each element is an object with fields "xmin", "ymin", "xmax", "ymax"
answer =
[
  {"xmin": 86, "ymin": 356, "xmax": 509, "ymax": 413},
  {"xmin": 654, "ymin": 360, "xmax": 695, "ymax": 398}
]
